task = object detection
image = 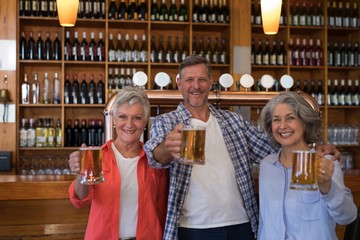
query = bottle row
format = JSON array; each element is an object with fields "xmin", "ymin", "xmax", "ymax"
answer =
[
  {"xmin": 191, "ymin": 0, "xmax": 229, "ymax": 23},
  {"xmin": 191, "ymin": 36, "xmax": 229, "ymax": 64},
  {"xmin": 65, "ymin": 118, "xmax": 104, "ymax": 147},
  {"xmin": 288, "ymin": 38, "xmax": 323, "ymax": 66},
  {"xmin": 21, "ymin": 72, "xmax": 61, "ymax": 104},
  {"xmin": 327, "ymin": 124, "xmax": 359, "ymax": 146},
  {"xmin": 19, "ymin": 155, "xmax": 71, "ymax": 176},
  {"xmin": 19, "ymin": 117, "xmax": 62, "ymax": 148},
  {"xmin": 327, "ymin": 0, "xmax": 360, "ymax": 28},
  {"xmin": 19, "ymin": 31, "xmax": 61, "ymax": 60},
  {"xmin": 328, "ymin": 41, "xmax": 360, "ymax": 67},
  {"xmin": 251, "ymin": 39, "xmax": 287, "ymax": 66},
  {"xmin": 289, "ymin": 0, "xmax": 325, "ymax": 27},
  {"xmin": 327, "ymin": 79, "xmax": 360, "ymax": 106},
  {"xmin": 19, "ymin": 0, "xmax": 59, "ymax": 17},
  {"xmin": 251, "ymin": 0, "xmax": 287, "ymax": 26},
  {"xmin": 108, "ymin": 67, "xmax": 141, "ymax": 93}
]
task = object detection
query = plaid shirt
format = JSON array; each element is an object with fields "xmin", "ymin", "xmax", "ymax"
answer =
[{"xmin": 144, "ymin": 103, "xmax": 276, "ymax": 240}]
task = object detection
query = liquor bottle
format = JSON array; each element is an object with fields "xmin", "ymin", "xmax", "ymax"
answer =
[
  {"xmin": 88, "ymin": 119, "xmax": 96, "ymax": 146},
  {"xmin": 53, "ymin": 31, "xmax": 61, "ymax": 60},
  {"xmin": 181, "ymin": 36, "xmax": 189, "ymax": 62},
  {"xmin": 29, "ymin": 0, "xmax": 38, "ymax": 16},
  {"xmin": 350, "ymin": 2, "xmax": 359, "ymax": 28},
  {"xmin": 36, "ymin": 31, "xmax": 44, "ymax": 60},
  {"xmin": 201, "ymin": 0, "xmax": 210, "ymax": 22},
  {"xmin": 255, "ymin": 39, "xmax": 262, "ymax": 65},
  {"xmin": 108, "ymin": 0, "xmax": 117, "ymax": 19},
  {"xmin": 97, "ymin": 74, "xmax": 105, "ymax": 104},
  {"xmin": 55, "ymin": 118, "xmax": 62, "ymax": 147},
  {"xmin": 345, "ymin": 79, "xmax": 353, "ymax": 105},
  {"xmin": 220, "ymin": 38, "xmax": 229, "ymax": 64},
  {"xmin": 72, "ymin": 31, "xmax": 80, "ymax": 61},
  {"xmin": 80, "ymin": 119, "xmax": 88, "ymax": 145},
  {"xmin": 42, "ymin": 118, "xmax": 49, "ymax": 147},
  {"xmin": 316, "ymin": 80, "xmax": 324, "ymax": 106},
  {"xmin": 331, "ymin": 79, "xmax": 339, "ymax": 106},
  {"xmin": 47, "ymin": 118, "xmax": 56, "ymax": 147},
  {"xmin": 277, "ymin": 40, "xmax": 286, "ymax": 65},
  {"xmin": 179, "ymin": 0, "xmax": 188, "ymax": 21},
  {"xmin": 64, "ymin": 73, "xmax": 72, "ymax": 104},
  {"xmin": 262, "ymin": 39, "xmax": 270, "ymax": 65},
  {"xmin": 80, "ymin": 32, "xmax": 89, "ymax": 61},
  {"xmin": 192, "ymin": 0, "xmax": 201, "ymax": 22},
  {"xmin": 169, "ymin": 0, "xmax": 178, "ymax": 21},
  {"xmin": 221, "ymin": 0, "xmax": 230, "ymax": 23},
  {"xmin": 118, "ymin": 0, "xmax": 128, "ymax": 20},
  {"xmin": 352, "ymin": 79, "xmax": 360, "ymax": 105},
  {"xmin": 128, "ymin": 0, "xmax": 138, "ymax": 20},
  {"xmin": 270, "ymin": 40, "xmax": 277, "ymax": 65},
  {"xmin": 108, "ymin": 33, "xmax": 116, "ymax": 62},
  {"xmin": 65, "ymin": 119, "xmax": 73, "ymax": 146},
  {"xmin": 165, "ymin": 35, "xmax": 174, "ymax": 63},
  {"xmin": 96, "ymin": 119, "xmax": 104, "ymax": 146},
  {"xmin": 35, "ymin": 118, "xmax": 45, "ymax": 147},
  {"xmin": 64, "ymin": 31, "xmax": 72, "ymax": 61},
  {"xmin": 89, "ymin": 32, "xmax": 97, "ymax": 61},
  {"xmin": 132, "ymin": 34, "xmax": 140, "ymax": 62},
  {"xmin": 205, "ymin": 37, "xmax": 213, "ymax": 63},
  {"xmin": 22, "ymin": 73, "xmax": 30, "ymax": 104},
  {"xmin": 138, "ymin": 0, "xmax": 147, "ymax": 20},
  {"xmin": 173, "ymin": 36, "xmax": 181, "ymax": 63},
  {"xmin": 338, "ymin": 79, "xmax": 346, "ymax": 105},
  {"xmin": 140, "ymin": 34, "xmax": 148, "ymax": 63},
  {"xmin": 151, "ymin": 0, "xmax": 159, "ymax": 20},
  {"xmin": 211, "ymin": 37, "xmax": 220, "ymax": 64},
  {"xmin": 31, "ymin": 73, "xmax": 40, "ymax": 104},
  {"xmin": 97, "ymin": 32, "xmax": 105, "ymax": 61},
  {"xmin": 88, "ymin": 74, "xmax": 96, "ymax": 104},
  {"xmin": 73, "ymin": 119, "xmax": 81, "ymax": 147},
  {"xmin": 20, "ymin": 31, "xmax": 27, "ymax": 60},
  {"xmin": 20, "ymin": 118, "xmax": 28, "ymax": 147},
  {"xmin": 43, "ymin": 72, "xmax": 50, "ymax": 104},
  {"xmin": 159, "ymin": 0, "xmax": 169, "ymax": 21},
  {"xmin": 116, "ymin": 33, "xmax": 124, "ymax": 62},
  {"xmin": 158, "ymin": 35, "xmax": 165, "ymax": 62},
  {"xmin": 72, "ymin": 73, "xmax": 80, "ymax": 104},
  {"xmin": 53, "ymin": 72, "xmax": 61, "ymax": 104},
  {"xmin": 124, "ymin": 33, "xmax": 132, "ymax": 62},
  {"xmin": 27, "ymin": 118, "xmax": 36, "ymax": 147},
  {"xmin": 80, "ymin": 74, "xmax": 88, "ymax": 104},
  {"xmin": 150, "ymin": 35, "xmax": 157, "ymax": 62}
]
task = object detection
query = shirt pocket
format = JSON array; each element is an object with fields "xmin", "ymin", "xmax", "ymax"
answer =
[{"xmin": 296, "ymin": 191, "xmax": 321, "ymax": 221}]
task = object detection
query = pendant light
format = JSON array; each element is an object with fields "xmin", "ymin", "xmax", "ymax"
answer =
[
  {"xmin": 56, "ymin": 0, "xmax": 79, "ymax": 27},
  {"xmin": 261, "ymin": 0, "xmax": 282, "ymax": 35}
]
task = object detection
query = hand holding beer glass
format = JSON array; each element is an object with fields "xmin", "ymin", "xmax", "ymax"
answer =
[
  {"xmin": 78, "ymin": 146, "xmax": 104, "ymax": 185},
  {"xmin": 290, "ymin": 150, "xmax": 318, "ymax": 191},
  {"xmin": 178, "ymin": 125, "xmax": 206, "ymax": 165}
]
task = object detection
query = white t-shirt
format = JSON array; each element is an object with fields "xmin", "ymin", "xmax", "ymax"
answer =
[
  {"xmin": 179, "ymin": 114, "xmax": 250, "ymax": 228},
  {"xmin": 112, "ymin": 143, "xmax": 139, "ymax": 238}
]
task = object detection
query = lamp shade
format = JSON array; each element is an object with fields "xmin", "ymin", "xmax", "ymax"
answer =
[
  {"xmin": 57, "ymin": 0, "xmax": 79, "ymax": 27},
  {"xmin": 261, "ymin": 0, "xmax": 282, "ymax": 35}
]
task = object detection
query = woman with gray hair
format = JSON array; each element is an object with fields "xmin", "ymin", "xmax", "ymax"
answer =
[
  {"xmin": 257, "ymin": 91, "xmax": 356, "ymax": 239},
  {"xmin": 68, "ymin": 86, "xmax": 169, "ymax": 240}
]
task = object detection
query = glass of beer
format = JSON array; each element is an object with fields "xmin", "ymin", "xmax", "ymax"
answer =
[
  {"xmin": 290, "ymin": 150, "xmax": 318, "ymax": 191},
  {"xmin": 178, "ymin": 125, "xmax": 206, "ymax": 165},
  {"xmin": 78, "ymin": 146, "xmax": 104, "ymax": 185}
]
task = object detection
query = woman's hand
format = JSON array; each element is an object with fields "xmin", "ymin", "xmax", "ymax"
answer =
[{"xmin": 317, "ymin": 156, "xmax": 335, "ymax": 195}]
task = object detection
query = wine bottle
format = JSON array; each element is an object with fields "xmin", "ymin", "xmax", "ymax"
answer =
[
  {"xmin": 36, "ymin": 31, "xmax": 44, "ymax": 60},
  {"xmin": 47, "ymin": 118, "xmax": 56, "ymax": 147},
  {"xmin": 192, "ymin": 0, "xmax": 201, "ymax": 22},
  {"xmin": 43, "ymin": 31, "xmax": 51, "ymax": 61},
  {"xmin": 300, "ymin": 38, "xmax": 307, "ymax": 66},
  {"xmin": 64, "ymin": 31, "xmax": 72, "ymax": 61},
  {"xmin": 53, "ymin": 31, "xmax": 61, "ymax": 60},
  {"xmin": 116, "ymin": 33, "xmax": 124, "ymax": 62},
  {"xmin": 80, "ymin": 119, "xmax": 88, "ymax": 145},
  {"xmin": 165, "ymin": 35, "xmax": 174, "ymax": 63},
  {"xmin": 303, "ymin": 79, "xmax": 309, "ymax": 93},
  {"xmin": 108, "ymin": 0, "xmax": 117, "ymax": 20},
  {"xmin": 345, "ymin": 79, "xmax": 353, "ymax": 105},
  {"xmin": 151, "ymin": 0, "xmax": 159, "ymax": 21},
  {"xmin": 124, "ymin": 33, "xmax": 132, "ymax": 62},
  {"xmin": 65, "ymin": 119, "xmax": 73, "ymax": 147},
  {"xmin": 132, "ymin": 34, "xmax": 140, "ymax": 62},
  {"xmin": 72, "ymin": 31, "xmax": 80, "ymax": 61},
  {"xmin": 327, "ymin": 79, "xmax": 332, "ymax": 105},
  {"xmin": 20, "ymin": 118, "xmax": 28, "ymax": 147},
  {"xmin": 352, "ymin": 79, "xmax": 360, "ymax": 105},
  {"xmin": 201, "ymin": 0, "xmax": 210, "ymax": 23},
  {"xmin": 97, "ymin": 32, "xmax": 105, "ymax": 61},
  {"xmin": 97, "ymin": 74, "xmax": 105, "ymax": 104},
  {"xmin": 159, "ymin": 0, "xmax": 169, "ymax": 21},
  {"xmin": 73, "ymin": 119, "xmax": 81, "ymax": 147},
  {"xmin": 125, "ymin": 68, "xmax": 132, "ymax": 86},
  {"xmin": 220, "ymin": 0, "xmax": 230, "ymax": 23},
  {"xmin": 108, "ymin": 33, "xmax": 116, "ymax": 62},
  {"xmin": 338, "ymin": 79, "xmax": 346, "ymax": 105},
  {"xmin": 348, "ymin": 42, "xmax": 355, "ymax": 67},
  {"xmin": 198, "ymin": 37, "xmax": 205, "ymax": 58},
  {"xmin": 80, "ymin": 32, "xmax": 89, "ymax": 61},
  {"xmin": 333, "ymin": 42, "xmax": 341, "ymax": 66},
  {"xmin": 310, "ymin": 79, "xmax": 316, "ymax": 99},
  {"xmin": 277, "ymin": 40, "xmax": 286, "ymax": 65},
  {"xmin": 128, "ymin": 0, "xmax": 138, "ymax": 20},
  {"xmin": 140, "ymin": 34, "xmax": 148, "ymax": 62},
  {"xmin": 350, "ymin": 2, "xmax": 359, "ymax": 28},
  {"xmin": 220, "ymin": 38, "xmax": 229, "ymax": 64},
  {"xmin": 120, "ymin": 68, "xmax": 126, "ymax": 88},
  {"xmin": 354, "ymin": 42, "xmax": 359, "ymax": 67},
  {"xmin": 262, "ymin": 39, "xmax": 270, "ymax": 65},
  {"xmin": 38, "ymin": 0, "xmax": 47, "ymax": 16},
  {"xmin": 43, "ymin": 72, "xmax": 50, "ymax": 104},
  {"xmin": 158, "ymin": 35, "xmax": 165, "ymax": 63},
  {"xmin": 20, "ymin": 31, "xmax": 27, "ymax": 60},
  {"xmin": 89, "ymin": 0, "xmax": 96, "ymax": 18},
  {"xmin": 89, "ymin": 32, "xmax": 97, "ymax": 61},
  {"xmin": 299, "ymin": 1, "xmax": 306, "ymax": 26},
  {"xmin": 270, "ymin": 40, "xmax": 277, "ymax": 65},
  {"xmin": 55, "ymin": 118, "xmax": 62, "ymax": 147},
  {"xmin": 88, "ymin": 119, "xmax": 96, "ymax": 146},
  {"xmin": 31, "ymin": 73, "xmax": 40, "ymax": 104},
  {"xmin": 210, "ymin": 0, "xmax": 220, "ymax": 23},
  {"xmin": 27, "ymin": 118, "xmax": 36, "ymax": 147},
  {"xmin": 292, "ymin": 38, "xmax": 300, "ymax": 66},
  {"xmin": 280, "ymin": 1, "xmax": 286, "ymax": 25},
  {"xmin": 340, "ymin": 42, "xmax": 348, "ymax": 67},
  {"xmin": 118, "ymin": 0, "xmax": 128, "ymax": 20},
  {"xmin": 250, "ymin": 0, "xmax": 255, "ymax": 24},
  {"xmin": 108, "ymin": 68, "xmax": 115, "ymax": 95},
  {"xmin": 35, "ymin": 118, "xmax": 45, "ymax": 147},
  {"xmin": 72, "ymin": 73, "xmax": 80, "ymax": 104},
  {"xmin": 138, "ymin": 0, "xmax": 147, "ymax": 20},
  {"xmin": 88, "ymin": 74, "xmax": 96, "ymax": 104},
  {"xmin": 20, "ymin": 0, "xmax": 26, "ymax": 16},
  {"xmin": 150, "ymin": 35, "xmax": 158, "ymax": 62},
  {"xmin": 173, "ymin": 36, "xmax": 181, "ymax": 63},
  {"xmin": 204, "ymin": 37, "xmax": 213, "ymax": 63},
  {"xmin": 80, "ymin": 74, "xmax": 89, "ymax": 104},
  {"xmin": 315, "ymin": 0, "xmax": 324, "ymax": 26},
  {"xmin": 306, "ymin": 39, "xmax": 314, "ymax": 66},
  {"xmin": 96, "ymin": 119, "xmax": 104, "ymax": 146},
  {"xmin": 169, "ymin": 0, "xmax": 178, "ymax": 21},
  {"xmin": 114, "ymin": 68, "xmax": 120, "ymax": 90},
  {"xmin": 29, "ymin": 0, "xmax": 37, "ymax": 16},
  {"xmin": 28, "ymin": 31, "xmax": 36, "ymax": 60},
  {"xmin": 316, "ymin": 80, "xmax": 324, "ymax": 106},
  {"xmin": 53, "ymin": 72, "xmax": 61, "ymax": 104},
  {"xmin": 255, "ymin": 39, "xmax": 263, "ymax": 65},
  {"xmin": 98, "ymin": 0, "xmax": 106, "ymax": 19},
  {"xmin": 179, "ymin": 0, "xmax": 187, "ymax": 21},
  {"xmin": 255, "ymin": 0, "xmax": 262, "ymax": 25},
  {"xmin": 181, "ymin": 36, "xmax": 189, "ymax": 62},
  {"xmin": 64, "ymin": 73, "xmax": 72, "ymax": 104},
  {"xmin": 331, "ymin": 79, "xmax": 339, "ymax": 106},
  {"xmin": 212, "ymin": 37, "xmax": 220, "ymax": 64}
]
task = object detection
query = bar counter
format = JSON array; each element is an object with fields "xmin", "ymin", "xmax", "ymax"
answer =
[{"xmin": 0, "ymin": 172, "xmax": 359, "ymax": 239}]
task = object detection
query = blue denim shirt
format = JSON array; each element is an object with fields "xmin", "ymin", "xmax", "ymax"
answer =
[{"xmin": 144, "ymin": 102, "xmax": 276, "ymax": 239}]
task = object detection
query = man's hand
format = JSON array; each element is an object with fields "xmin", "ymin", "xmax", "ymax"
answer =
[{"xmin": 316, "ymin": 144, "xmax": 341, "ymax": 161}]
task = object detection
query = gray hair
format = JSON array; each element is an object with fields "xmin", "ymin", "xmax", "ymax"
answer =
[
  {"xmin": 178, "ymin": 55, "xmax": 212, "ymax": 79},
  {"xmin": 110, "ymin": 86, "xmax": 150, "ymax": 121},
  {"xmin": 258, "ymin": 91, "xmax": 321, "ymax": 148}
]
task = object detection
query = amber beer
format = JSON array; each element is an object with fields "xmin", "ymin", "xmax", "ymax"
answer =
[
  {"xmin": 290, "ymin": 151, "xmax": 318, "ymax": 190},
  {"xmin": 78, "ymin": 146, "xmax": 104, "ymax": 185},
  {"xmin": 179, "ymin": 125, "xmax": 206, "ymax": 164}
]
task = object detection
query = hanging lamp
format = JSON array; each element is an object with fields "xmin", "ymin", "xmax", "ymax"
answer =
[
  {"xmin": 261, "ymin": 0, "xmax": 282, "ymax": 35},
  {"xmin": 57, "ymin": 0, "xmax": 79, "ymax": 27}
]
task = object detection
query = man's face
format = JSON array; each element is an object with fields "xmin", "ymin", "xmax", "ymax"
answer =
[{"xmin": 177, "ymin": 64, "xmax": 213, "ymax": 109}]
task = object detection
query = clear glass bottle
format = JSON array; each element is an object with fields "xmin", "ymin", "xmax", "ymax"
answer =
[
  {"xmin": 53, "ymin": 72, "xmax": 61, "ymax": 104},
  {"xmin": 55, "ymin": 118, "xmax": 62, "ymax": 147},
  {"xmin": 31, "ymin": 73, "xmax": 40, "ymax": 104},
  {"xmin": 43, "ymin": 72, "xmax": 50, "ymax": 104},
  {"xmin": 27, "ymin": 118, "xmax": 36, "ymax": 147},
  {"xmin": 20, "ymin": 118, "xmax": 28, "ymax": 147},
  {"xmin": 47, "ymin": 118, "xmax": 56, "ymax": 147},
  {"xmin": 22, "ymin": 73, "xmax": 30, "ymax": 104}
]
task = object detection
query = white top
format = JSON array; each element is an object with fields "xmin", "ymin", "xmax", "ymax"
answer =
[
  {"xmin": 112, "ymin": 143, "xmax": 139, "ymax": 238},
  {"xmin": 179, "ymin": 114, "xmax": 249, "ymax": 228}
]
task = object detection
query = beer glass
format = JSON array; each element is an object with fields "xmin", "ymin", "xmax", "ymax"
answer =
[
  {"xmin": 178, "ymin": 125, "xmax": 206, "ymax": 165},
  {"xmin": 290, "ymin": 150, "xmax": 318, "ymax": 191},
  {"xmin": 78, "ymin": 146, "xmax": 104, "ymax": 185}
]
